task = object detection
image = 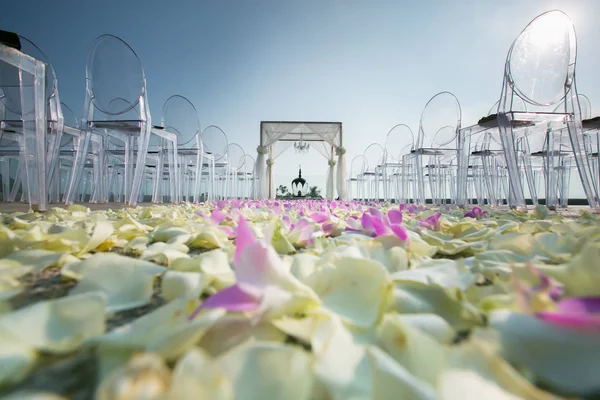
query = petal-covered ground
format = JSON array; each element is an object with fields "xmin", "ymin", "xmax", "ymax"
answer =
[{"xmin": 0, "ymin": 201, "xmax": 599, "ymax": 399}]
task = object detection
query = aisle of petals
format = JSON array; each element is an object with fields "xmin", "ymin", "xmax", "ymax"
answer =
[{"xmin": 0, "ymin": 201, "xmax": 599, "ymax": 399}]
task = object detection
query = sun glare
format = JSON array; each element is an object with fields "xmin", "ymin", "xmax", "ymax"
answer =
[{"xmin": 527, "ymin": 11, "xmax": 571, "ymax": 49}]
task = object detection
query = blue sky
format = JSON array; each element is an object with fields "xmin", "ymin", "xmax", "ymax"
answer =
[{"xmin": 4, "ymin": 0, "xmax": 599, "ymax": 196}]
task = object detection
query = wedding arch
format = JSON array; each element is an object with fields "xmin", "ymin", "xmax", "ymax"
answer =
[{"xmin": 255, "ymin": 121, "xmax": 347, "ymax": 200}]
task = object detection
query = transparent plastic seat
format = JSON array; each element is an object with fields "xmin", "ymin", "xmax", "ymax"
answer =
[
  {"xmin": 525, "ymin": 94, "xmax": 594, "ymax": 209},
  {"xmin": 383, "ymin": 124, "xmax": 414, "ymax": 203},
  {"xmin": 581, "ymin": 95, "xmax": 600, "ymax": 199},
  {"xmin": 348, "ymin": 154, "xmax": 367, "ymax": 201},
  {"xmin": 51, "ymin": 102, "xmax": 82, "ymax": 202},
  {"xmin": 161, "ymin": 95, "xmax": 202, "ymax": 203},
  {"xmin": 101, "ymin": 97, "xmax": 145, "ymax": 203},
  {"xmin": 457, "ymin": 99, "xmax": 527, "ymax": 206},
  {"xmin": 362, "ymin": 143, "xmax": 385, "ymax": 202},
  {"xmin": 0, "ymin": 34, "xmax": 58, "ymax": 210},
  {"xmin": 201, "ymin": 125, "xmax": 228, "ymax": 201},
  {"xmin": 225, "ymin": 143, "xmax": 245, "ymax": 199},
  {"xmin": 65, "ymin": 34, "xmax": 177, "ymax": 206},
  {"xmin": 495, "ymin": 10, "xmax": 597, "ymax": 209},
  {"xmin": 404, "ymin": 92, "xmax": 461, "ymax": 205},
  {"xmin": 473, "ymin": 130, "xmax": 506, "ymax": 206},
  {"xmin": 240, "ymin": 154, "xmax": 256, "ymax": 199}
]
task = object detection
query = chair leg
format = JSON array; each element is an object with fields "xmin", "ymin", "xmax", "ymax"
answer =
[
  {"xmin": 129, "ymin": 125, "xmax": 152, "ymax": 206},
  {"xmin": 64, "ymin": 131, "xmax": 92, "ymax": 205},
  {"xmin": 193, "ymin": 153, "xmax": 202, "ymax": 203},
  {"xmin": 9, "ymin": 162, "xmax": 22, "ymax": 202},
  {"xmin": 522, "ymin": 153, "xmax": 538, "ymax": 206},
  {"xmin": 498, "ymin": 119, "xmax": 526, "ymax": 209},
  {"xmin": 166, "ymin": 141, "xmax": 177, "ymax": 203},
  {"xmin": 414, "ymin": 154, "xmax": 426, "ymax": 205},
  {"xmin": 21, "ymin": 67, "xmax": 48, "ymax": 211},
  {"xmin": 1, "ymin": 159, "xmax": 10, "ymax": 202},
  {"xmin": 568, "ymin": 120, "xmax": 599, "ymax": 209}
]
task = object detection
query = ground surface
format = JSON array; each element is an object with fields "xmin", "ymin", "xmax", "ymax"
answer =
[
  {"xmin": 0, "ymin": 202, "xmax": 153, "ymax": 213},
  {"xmin": 0, "ymin": 201, "xmax": 597, "ymax": 399}
]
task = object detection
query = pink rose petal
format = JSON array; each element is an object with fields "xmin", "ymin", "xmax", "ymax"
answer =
[
  {"xmin": 310, "ymin": 212, "xmax": 329, "ymax": 224},
  {"xmin": 346, "ymin": 217, "xmax": 362, "ymax": 231},
  {"xmin": 555, "ymin": 297, "xmax": 600, "ymax": 314},
  {"xmin": 538, "ymin": 311, "xmax": 600, "ymax": 332},
  {"xmin": 189, "ymin": 284, "xmax": 261, "ymax": 320},
  {"xmin": 219, "ymin": 225, "xmax": 235, "ymax": 238},
  {"xmin": 295, "ymin": 218, "xmax": 309, "ymax": 230},
  {"xmin": 390, "ymin": 224, "xmax": 409, "ymax": 241},
  {"xmin": 295, "ymin": 224, "xmax": 314, "ymax": 243},
  {"xmin": 234, "ymin": 216, "xmax": 257, "ymax": 265},
  {"xmin": 235, "ymin": 242, "xmax": 278, "ymax": 290},
  {"xmin": 371, "ymin": 217, "xmax": 390, "ymax": 237},
  {"xmin": 322, "ymin": 223, "xmax": 337, "ymax": 236},
  {"xmin": 361, "ymin": 212, "xmax": 373, "ymax": 230},
  {"xmin": 387, "ymin": 209, "xmax": 403, "ymax": 224},
  {"xmin": 210, "ymin": 209, "xmax": 225, "ymax": 225},
  {"xmin": 368, "ymin": 207, "xmax": 383, "ymax": 220},
  {"xmin": 281, "ymin": 215, "xmax": 292, "ymax": 230}
]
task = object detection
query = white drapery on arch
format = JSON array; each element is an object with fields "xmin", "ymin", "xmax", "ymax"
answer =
[{"xmin": 256, "ymin": 121, "xmax": 347, "ymax": 200}]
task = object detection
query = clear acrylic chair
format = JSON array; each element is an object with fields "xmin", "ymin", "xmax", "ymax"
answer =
[
  {"xmin": 348, "ymin": 154, "xmax": 366, "ymax": 201},
  {"xmin": 527, "ymin": 94, "xmax": 594, "ymax": 209},
  {"xmin": 362, "ymin": 143, "xmax": 385, "ymax": 202},
  {"xmin": 472, "ymin": 130, "xmax": 506, "ymax": 206},
  {"xmin": 201, "ymin": 125, "xmax": 228, "ymax": 201},
  {"xmin": 240, "ymin": 153, "xmax": 255, "ymax": 199},
  {"xmin": 383, "ymin": 124, "xmax": 414, "ymax": 203},
  {"xmin": 57, "ymin": 102, "xmax": 107, "ymax": 204},
  {"xmin": 101, "ymin": 97, "xmax": 143, "ymax": 203},
  {"xmin": 0, "ymin": 33, "xmax": 55, "ymax": 210},
  {"xmin": 51, "ymin": 102, "xmax": 81, "ymax": 203},
  {"xmin": 161, "ymin": 95, "xmax": 202, "ymax": 203},
  {"xmin": 404, "ymin": 92, "xmax": 461, "ymax": 205},
  {"xmin": 225, "ymin": 143, "xmax": 245, "ymax": 199},
  {"xmin": 495, "ymin": 10, "xmax": 597, "ymax": 209},
  {"xmin": 425, "ymin": 125, "xmax": 459, "ymax": 205},
  {"xmin": 457, "ymin": 98, "xmax": 527, "ymax": 207},
  {"xmin": 65, "ymin": 34, "xmax": 177, "ymax": 206},
  {"xmin": 523, "ymin": 127, "xmax": 570, "ymax": 210},
  {"xmin": 582, "ymin": 98, "xmax": 600, "ymax": 198}
]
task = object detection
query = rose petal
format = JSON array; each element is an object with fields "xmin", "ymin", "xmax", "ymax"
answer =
[
  {"xmin": 387, "ymin": 209, "xmax": 403, "ymax": 225},
  {"xmin": 190, "ymin": 284, "xmax": 260, "ymax": 318},
  {"xmin": 322, "ymin": 223, "xmax": 337, "ymax": 237},
  {"xmin": 235, "ymin": 242, "xmax": 275, "ymax": 290},
  {"xmin": 310, "ymin": 212, "xmax": 329, "ymax": 224},
  {"xmin": 369, "ymin": 208, "xmax": 383, "ymax": 220},
  {"xmin": 361, "ymin": 213, "xmax": 374, "ymax": 231},
  {"xmin": 234, "ymin": 217, "xmax": 256, "ymax": 265},
  {"xmin": 371, "ymin": 217, "xmax": 390, "ymax": 237},
  {"xmin": 555, "ymin": 297, "xmax": 600, "ymax": 314},
  {"xmin": 390, "ymin": 224, "xmax": 409, "ymax": 242},
  {"xmin": 219, "ymin": 226, "xmax": 235, "ymax": 238},
  {"xmin": 346, "ymin": 217, "xmax": 362, "ymax": 232},
  {"xmin": 295, "ymin": 218, "xmax": 309, "ymax": 230},
  {"xmin": 537, "ymin": 310, "xmax": 600, "ymax": 332},
  {"xmin": 296, "ymin": 225, "xmax": 314, "ymax": 243},
  {"xmin": 210, "ymin": 210, "xmax": 225, "ymax": 225},
  {"xmin": 281, "ymin": 216, "xmax": 292, "ymax": 230}
]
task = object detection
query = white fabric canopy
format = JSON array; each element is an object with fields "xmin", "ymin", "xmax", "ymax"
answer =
[{"xmin": 256, "ymin": 121, "xmax": 347, "ymax": 200}]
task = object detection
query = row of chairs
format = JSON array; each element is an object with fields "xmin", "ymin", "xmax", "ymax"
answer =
[
  {"xmin": 0, "ymin": 32, "xmax": 257, "ymax": 210},
  {"xmin": 2, "ymin": 10, "xmax": 599, "ymax": 210},
  {"xmin": 348, "ymin": 10, "xmax": 599, "ymax": 210}
]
